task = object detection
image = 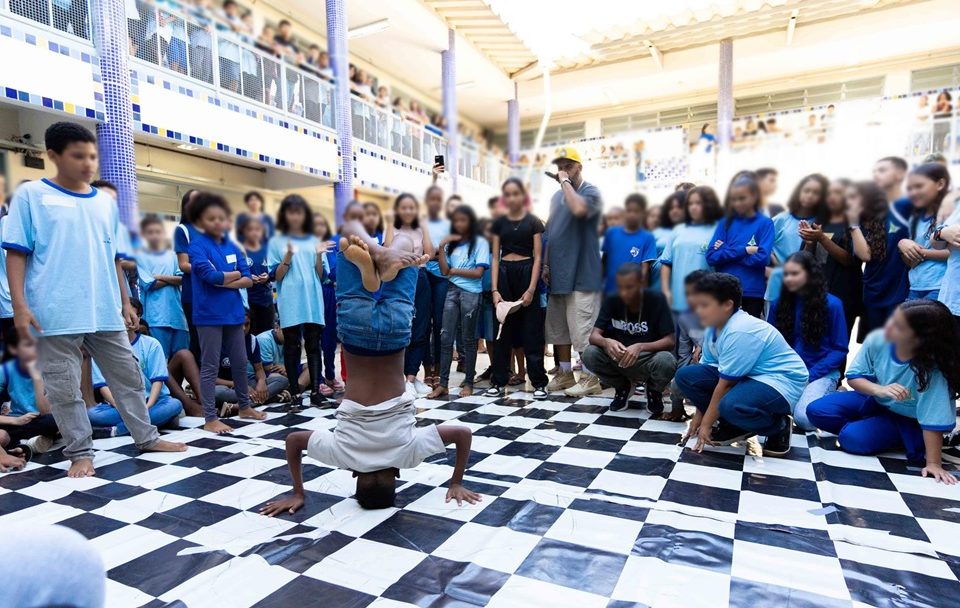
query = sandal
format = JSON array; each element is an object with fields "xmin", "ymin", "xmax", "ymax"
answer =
[{"xmin": 219, "ymin": 403, "xmax": 239, "ymax": 418}]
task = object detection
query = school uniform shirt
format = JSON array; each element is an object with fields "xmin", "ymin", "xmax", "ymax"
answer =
[
  {"xmin": 594, "ymin": 289, "xmax": 674, "ymax": 347},
  {"xmin": 938, "ymin": 206, "xmax": 960, "ymax": 315},
  {"xmin": 765, "ymin": 212, "xmax": 815, "ymax": 302},
  {"xmin": 245, "ymin": 245, "xmax": 274, "ymax": 308},
  {"xmin": 862, "ymin": 198, "xmax": 911, "ymax": 308},
  {"xmin": 307, "ymin": 391, "xmax": 445, "ymax": 473},
  {"xmin": 174, "ymin": 223, "xmax": 202, "ymax": 304},
  {"xmin": 705, "ymin": 214, "xmax": 775, "ymax": 299},
  {"xmin": 2, "ymin": 179, "xmax": 131, "ymax": 336},
  {"xmin": 136, "ymin": 249, "xmax": 188, "ymax": 332},
  {"xmin": 0, "ymin": 359, "xmax": 38, "ymax": 416},
  {"xmin": 649, "ymin": 226, "xmax": 675, "ymax": 290},
  {"xmin": 447, "ymin": 237, "xmax": 491, "ymax": 294},
  {"xmin": 767, "ymin": 293, "xmax": 848, "ymax": 382},
  {"xmin": 601, "ymin": 226, "xmax": 657, "ymax": 295},
  {"xmin": 848, "ymin": 330, "xmax": 955, "ymax": 431},
  {"xmin": 907, "ymin": 213, "xmax": 947, "ymax": 291},
  {"xmin": 425, "ymin": 218, "xmax": 451, "ymax": 278},
  {"xmin": 0, "ymin": 217, "xmax": 11, "ymax": 319},
  {"xmin": 92, "ymin": 334, "xmax": 170, "ymax": 400},
  {"xmin": 267, "ymin": 234, "xmax": 330, "ymax": 328},
  {"xmin": 701, "ymin": 309, "xmax": 809, "ymax": 406},
  {"xmin": 188, "ymin": 232, "xmax": 251, "ymax": 326},
  {"xmin": 255, "ymin": 330, "xmax": 282, "ymax": 368},
  {"xmin": 660, "ymin": 223, "xmax": 716, "ymax": 312}
]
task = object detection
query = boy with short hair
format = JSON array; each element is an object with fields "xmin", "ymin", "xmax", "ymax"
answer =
[
  {"xmin": 0, "ymin": 328, "xmax": 60, "ymax": 454},
  {"xmin": 3, "ymin": 122, "xmax": 185, "ymax": 477},
  {"xmin": 87, "ymin": 302, "xmax": 183, "ymax": 436},
  {"xmin": 674, "ymin": 272, "xmax": 809, "ymax": 457},
  {"xmin": 601, "ymin": 194, "xmax": 658, "ymax": 294},
  {"xmin": 137, "ymin": 214, "xmax": 189, "ymax": 360},
  {"xmin": 261, "ymin": 223, "xmax": 481, "ymax": 514}
]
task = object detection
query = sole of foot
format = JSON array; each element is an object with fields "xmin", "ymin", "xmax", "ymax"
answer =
[
  {"xmin": 370, "ymin": 234, "xmax": 429, "ymax": 282},
  {"xmin": 341, "ymin": 236, "xmax": 381, "ymax": 292},
  {"xmin": 67, "ymin": 459, "xmax": 96, "ymax": 478},
  {"xmin": 204, "ymin": 420, "xmax": 234, "ymax": 435}
]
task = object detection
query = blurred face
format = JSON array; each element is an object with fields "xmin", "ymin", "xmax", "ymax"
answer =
[
  {"xmin": 51, "ymin": 141, "xmax": 98, "ymax": 184},
  {"xmin": 243, "ymin": 219, "xmax": 265, "ymax": 244},
  {"xmin": 143, "ymin": 222, "xmax": 166, "ymax": 250},
  {"xmin": 624, "ymin": 203, "xmax": 643, "ymax": 228},
  {"xmin": 314, "ymin": 216, "xmax": 330, "ymax": 239},
  {"xmin": 11, "ymin": 334, "xmax": 37, "ymax": 364},
  {"xmin": 797, "ymin": 179, "xmax": 823, "ymax": 212},
  {"xmin": 344, "ymin": 204, "xmax": 365, "ymax": 224},
  {"xmin": 452, "ymin": 211, "xmax": 470, "ymax": 236},
  {"xmin": 555, "ymin": 159, "xmax": 581, "ymax": 182},
  {"xmin": 687, "ymin": 192, "xmax": 704, "ymax": 223},
  {"xmin": 884, "ymin": 307, "xmax": 917, "ymax": 353},
  {"xmin": 646, "ymin": 207, "xmax": 661, "ymax": 230},
  {"xmin": 872, "ymin": 160, "xmax": 903, "ymax": 190},
  {"xmin": 426, "ymin": 188, "xmax": 443, "ymax": 215},
  {"xmin": 827, "ymin": 182, "xmax": 847, "ymax": 214},
  {"xmin": 758, "ymin": 173, "xmax": 777, "ymax": 198},
  {"xmin": 730, "ymin": 185, "xmax": 757, "ymax": 217},
  {"xmin": 690, "ymin": 292, "xmax": 733, "ymax": 329},
  {"xmin": 906, "ymin": 173, "xmax": 944, "ymax": 210},
  {"xmin": 668, "ymin": 200, "xmax": 686, "ymax": 225},
  {"xmin": 606, "ymin": 208, "xmax": 624, "ymax": 228},
  {"xmin": 284, "ymin": 206, "xmax": 306, "ymax": 232},
  {"xmin": 845, "ymin": 185, "xmax": 863, "ymax": 218},
  {"xmin": 198, "ymin": 205, "xmax": 228, "ymax": 237},
  {"xmin": 615, "ymin": 271, "xmax": 641, "ymax": 303},
  {"xmin": 396, "ymin": 197, "xmax": 417, "ymax": 226},
  {"xmin": 363, "ymin": 206, "xmax": 380, "ymax": 232},
  {"xmin": 781, "ymin": 260, "xmax": 808, "ymax": 293},
  {"xmin": 246, "ymin": 195, "xmax": 263, "ymax": 213},
  {"xmin": 502, "ymin": 182, "xmax": 525, "ymax": 213}
]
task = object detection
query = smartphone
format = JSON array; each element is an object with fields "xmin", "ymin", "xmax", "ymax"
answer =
[{"xmin": 434, "ymin": 155, "xmax": 445, "ymax": 168}]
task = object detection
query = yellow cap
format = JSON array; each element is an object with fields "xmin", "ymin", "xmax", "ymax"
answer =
[{"xmin": 552, "ymin": 146, "xmax": 582, "ymax": 165}]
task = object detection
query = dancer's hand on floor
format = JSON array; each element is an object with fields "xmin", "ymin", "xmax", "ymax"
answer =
[
  {"xmin": 260, "ymin": 494, "xmax": 305, "ymax": 516},
  {"xmin": 446, "ymin": 483, "xmax": 482, "ymax": 507}
]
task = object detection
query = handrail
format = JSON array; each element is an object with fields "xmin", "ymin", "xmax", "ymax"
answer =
[{"xmin": 0, "ymin": 0, "xmax": 94, "ymax": 43}]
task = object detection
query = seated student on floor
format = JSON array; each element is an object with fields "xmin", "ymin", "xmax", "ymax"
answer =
[
  {"xmin": 768, "ymin": 251, "xmax": 848, "ymax": 431},
  {"xmin": 256, "ymin": 323, "xmax": 309, "ymax": 394},
  {"xmin": 582, "ymin": 263, "xmax": 677, "ymax": 414},
  {"xmin": 668, "ymin": 269, "xmax": 711, "ymax": 422},
  {"xmin": 260, "ymin": 221, "xmax": 481, "ymax": 514},
  {"xmin": 0, "ymin": 328, "xmax": 60, "ymax": 456},
  {"xmin": 87, "ymin": 303, "xmax": 183, "ymax": 437},
  {"xmin": 806, "ymin": 299, "xmax": 959, "ymax": 484},
  {"xmin": 675, "ymin": 272, "xmax": 809, "ymax": 456},
  {"xmin": 214, "ymin": 313, "xmax": 289, "ymax": 413}
]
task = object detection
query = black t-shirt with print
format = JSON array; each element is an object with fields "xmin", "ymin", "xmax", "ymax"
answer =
[
  {"xmin": 491, "ymin": 213, "xmax": 544, "ymax": 258},
  {"xmin": 594, "ymin": 289, "xmax": 674, "ymax": 347}
]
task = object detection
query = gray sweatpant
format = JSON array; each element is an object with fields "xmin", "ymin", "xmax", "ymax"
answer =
[
  {"xmin": 197, "ymin": 324, "xmax": 249, "ymax": 421},
  {"xmin": 38, "ymin": 331, "xmax": 160, "ymax": 462},
  {"xmin": 582, "ymin": 345, "xmax": 677, "ymax": 394}
]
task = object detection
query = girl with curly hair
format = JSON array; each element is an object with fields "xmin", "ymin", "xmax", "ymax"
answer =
[
  {"xmin": 806, "ymin": 299, "xmax": 960, "ymax": 484},
  {"xmin": 768, "ymin": 252, "xmax": 848, "ymax": 431}
]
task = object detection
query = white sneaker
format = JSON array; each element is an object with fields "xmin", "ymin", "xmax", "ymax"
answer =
[
  {"xmin": 25, "ymin": 434, "xmax": 55, "ymax": 454},
  {"xmin": 564, "ymin": 374, "xmax": 602, "ymax": 397},
  {"xmin": 413, "ymin": 378, "xmax": 432, "ymax": 396}
]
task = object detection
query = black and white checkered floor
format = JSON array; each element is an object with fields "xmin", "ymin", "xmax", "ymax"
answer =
[{"xmin": 3, "ymin": 390, "xmax": 960, "ymax": 607}]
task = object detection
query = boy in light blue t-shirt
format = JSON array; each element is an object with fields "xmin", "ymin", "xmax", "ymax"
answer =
[
  {"xmin": 0, "ymin": 328, "xmax": 59, "ymax": 458},
  {"xmin": 137, "ymin": 215, "xmax": 189, "ymax": 360},
  {"xmin": 674, "ymin": 272, "xmax": 808, "ymax": 457},
  {"xmin": 2, "ymin": 122, "xmax": 185, "ymax": 477}
]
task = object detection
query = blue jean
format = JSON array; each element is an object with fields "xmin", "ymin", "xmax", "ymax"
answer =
[
  {"xmin": 321, "ymin": 283, "xmax": 338, "ymax": 380},
  {"xmin": 806, "ymin": 391, "xmax": 926, "ymax": 461},
  {"xmin": 404, "ymin": 267, "xmax": 432, "ymax": 376},
  {"xmin": 335, "ymin": 252, "xmax": 417, "ymax": 352},
  {"xmin": 793, "ymin": 373, "xmax": 839, "ymax": 431},
  {"xmin": 907, "ymin": 288, "xmax": 940, "ymax": 301},
  {"xmin": 427, "ymin": 271, "xmax": 449, "ymax": 367},
  {"xmin": 673, "ymin": 364, "xmax": 791, "ymax": 435},
  {"xmin": 149, "ymin": 327, "xmax": 189, "ymax": 360},
  {"xmin": 438, "ymin": 285, "xmax": 481, "ymax": 387},
  {"xmin": 88, "ymin": 395, "xmax": 182, "ymax": 436}
]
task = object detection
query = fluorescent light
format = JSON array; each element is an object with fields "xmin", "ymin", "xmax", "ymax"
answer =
[
  {"xmin": 176, "ymin": 144, "xmax": 197, "ymax": 151},
  {"xmin": 457, "ymin": 81, "xmax": 476, "ymax": 89},
  {"xmin": 786, "ymin": 9, "xmax": 798, "ymax": 45},
  {"xmin": 348, "ymin": 18, "xmax": 390, "ymax": 40},
  {"xmin": 644, "ymin": 40, "xmax": 662, "ymax": 70}
]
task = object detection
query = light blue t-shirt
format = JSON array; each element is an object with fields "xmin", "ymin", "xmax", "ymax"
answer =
[
  {"xmin": 660, "ymin": 222, "xmax": 716, "ymax": 312},
  {"xmin": 938, "ymin": 207, "xmax": 960, "ymax": 315},
  {"xmin": 92, "ymin": 334, "xmax": 170, "ymax": 399},
  {"xmin": 137, "ymin": 249, "xmax": 188, "ymax": 331},
  {"xmin": 252, "ymin": 329, "xmax": 282, "ymax": 375},
  {"xmin": 0, "ymin": 359, "xmax": 38, "ymax": 416},
  {"xmin": 267, "ymin": 234, "xmax": 330, "ymax": 329},
  {"xmin": 765, "ymin": 212, "xmax": 813, "ymax": 302},
  {"xmin": 908, "ymin": 214, "xmax": 947, "ymax": 291},
  {"xmin": 701, "ymin": 309, "xmax": 809, "ymax": 406},
  {"xmin": 0, "ymin": 217, "xmax": 11, "ymax": 319},
  {"xmin": 650, "ymin": 227, "xmax": 675, "ymax": 290},
  {"xmin": 848, "ymin": 330, "xmax": 955, "ymax": 431},
  {"xmin": 2, "ymin": 179, "xmax": 130, "ymax": 336},
  {"xmin": 447, "ymin": 236, "xmax": 490, "ymax": 293},
  {"xmin": 425, "ymin": 218, "xmax": 451, "ymax": 278}
]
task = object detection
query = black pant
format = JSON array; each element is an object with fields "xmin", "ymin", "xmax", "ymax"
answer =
[
  {"xmin": 1, "ymin": 413, "xmax": 60, "ymax": 449},
  {"xmin": 0, "ymin": 317, "xmax": 14, "ymax": 362},
  {"xmin": 283, "ymin": 324, "xmax": 322, "ymax": 394},
  {"xmin": 491, "ymin": 259, "xmax": 548, "ymax": 389},
  {"xmin": 741, "ymin": 297, "xmax": 765, "ymax": 318},
  {"xmin": 249, "ymin": 303, "xmax": 275, "ymax": 337},
  {"xmin": 182, "ymin": 300, "xmax": 202, "ymax": 362}
]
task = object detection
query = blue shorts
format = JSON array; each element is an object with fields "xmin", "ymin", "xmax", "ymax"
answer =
[{"xmin": 335, "ymin": 251, "xmax": 416, "ymax": 353}]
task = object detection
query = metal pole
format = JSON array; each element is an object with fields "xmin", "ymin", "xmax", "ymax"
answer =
[
  {"xmin": 442, "ymin": 29, "xmax": 458, "ymax": 193},
  {"xmin": 327, "ymin": 0, "xmax": 353, "ymax": 224},
  {"xmin": 717, "ymin": 38, "xmax": 734, "ymax": 152},
  {"xmin": 507, "ymin": 82, "xmax": 519, "ymax": 167}
]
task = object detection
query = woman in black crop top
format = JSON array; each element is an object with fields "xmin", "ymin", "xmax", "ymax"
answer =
[{"xmin": 485, "ymin": 178, "xmax": 548, "ymax": 399}]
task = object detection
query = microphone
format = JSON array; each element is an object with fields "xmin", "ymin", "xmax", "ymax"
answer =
[{"xmin": 545, "ymin": 171, "xmax": 559, "ymax": 182}]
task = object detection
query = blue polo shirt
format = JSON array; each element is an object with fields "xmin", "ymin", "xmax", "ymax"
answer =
[
  {"xmin": 601, "ymin": 226, "xmax": 657, "ymax": 295},
  {"xmin": 188, "ymin": 233, "xmax": 251, "ymax": 326},
  {"xmin": 137, "ymin": 249, "xmax": 188, "ymax": 332},
  {"xmin": 701, "ymin": 309, "xmax": 809, "ymax": 406},
  {"xmin": 848, "ymin": 330, "xmax": 955, "ymax": 431},
  {"xmin": 0, "ymin": 359, "xmax": 38, "ymax": 416},
  {"xmin": 2, "ymin": 179, "xmax": 130, "ymax": 336},
  {"xmin": 92, "ymin": 334, "xmax": 170, "ymax": 399}
]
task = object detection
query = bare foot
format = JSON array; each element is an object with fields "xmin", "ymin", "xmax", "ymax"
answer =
[
  {"xmin": 204, "ymin": 419, "xmax": 234, "ymax": 435},
  {"xmin": 459, "ymin": 385, "xmax": 474, "ymax": 397},
  {"xmin": 372, "ymin": 234, "xmax": 428, "ymax": 282},
  {"xmin": 426, "ymin": 386, "xmax": 449, "ymax": 399},
  {"xmin": 341, "ymin": 236, "xmax": 381, "ymax": 292},
  {"xmin": 68, "ymin": 459, "xmax": 96, "ymax": 478},
  {"xmin": 239, "ymin": 407, "xmax": 267, "ymax": 420},
  {"xmin": 142, "ymin": 439, "xmax": 188, "ymax": 453}
]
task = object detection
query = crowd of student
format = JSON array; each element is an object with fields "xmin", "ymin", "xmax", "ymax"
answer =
[{"xmin": 1, "ymin": 121, "xmax": 959, "ymax": 495}]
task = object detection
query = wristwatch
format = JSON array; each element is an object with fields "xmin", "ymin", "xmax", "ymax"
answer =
[
  {"xmin": 933, "ymin": 223, "xmax": 946, "ymax": 243},
  {"xmin": 560, "ymin": 178, "xmax": 572, "ymax": 187}
]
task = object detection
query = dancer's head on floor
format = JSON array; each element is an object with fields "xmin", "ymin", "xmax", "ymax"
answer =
[{"xmin": 354, "ymin": 468, "xmax": 400, "ymax": 509}]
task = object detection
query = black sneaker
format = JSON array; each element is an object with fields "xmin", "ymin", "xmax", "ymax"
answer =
[
  {"xmin": 646, "ymin": 389, "xmax": 665, "ymax": 416},
  {"xmin": 712, "ymin": 420, "xmax": 754, "ymax": 445},
  {"xmin": 92, "ymin": 427, "xmax": 116, "ymax": 440},
  {"xmin": 484, "ymin": 386, "xmax": 504, "ymax": 398},
  {"xmin": 310, "ymin": 392, "xmax": 330, "ymax": 408},
  {"xmin": 532, "ymin": 387, "xmax": 548, "ymax": 400},
  {"xmin": 610, "ymin": 390, "xmax": 630, "ymax": 412},
  {"xmin": 763, "ymin": 415, "xmax": 793, "ymax": 457},
  {"xmin": 477, "ymin": 367, "xmax": 493, "ymax": 383}
]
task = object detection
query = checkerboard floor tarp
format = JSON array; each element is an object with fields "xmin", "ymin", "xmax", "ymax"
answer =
[{"xmin": 2, "ymin": 390, "xmax": 959, "ymax": 607}]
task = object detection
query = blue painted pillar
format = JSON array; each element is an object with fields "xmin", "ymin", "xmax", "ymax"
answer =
[
  {"xmin": 441, "ymin": 29, "xmax": 458, "ymax": 193},
  {"xmin": 327, "ymin": 0, "xmax": 353, "ymax": 224},
  {"xmin": 717, "ymin": 38, "xmax": 734, "ymax": 152},
  {"xmin": 507, "ymin": 83, "xmax": 520, "ymax": 167},
  {"xmin": 92, "ymin": 0, "xmax": 139, "ymax": 231}
]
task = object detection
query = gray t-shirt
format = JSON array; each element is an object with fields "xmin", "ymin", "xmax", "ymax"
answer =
[{"xmin": 546, "ymin": 180, "xmax": 603, "ymax": 294}]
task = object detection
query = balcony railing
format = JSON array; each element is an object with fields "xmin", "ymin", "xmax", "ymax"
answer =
[{"xmin": 2, "ymin": 0, "xmax": 92, "ymax": 42}]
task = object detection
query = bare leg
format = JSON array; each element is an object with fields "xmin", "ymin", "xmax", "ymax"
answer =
[
  {"xmin": 339, "ymin": 220, "xmax": 427, "ymax": 280},
  {"xmin": 556, "ymin": 344, "xmax": 572, "ymax": 364},
  {"xmin": 167, "ymin": 378, "xmax": 202, "ymax": 417},
  {"xmin": 169, "ymin": 350, "xmax": 203, "ymax": 403}
]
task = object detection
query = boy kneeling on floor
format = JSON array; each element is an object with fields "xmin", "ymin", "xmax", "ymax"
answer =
[{"xmin": 261, "ymin": 221, "xmax": 481, "ymax": 514}]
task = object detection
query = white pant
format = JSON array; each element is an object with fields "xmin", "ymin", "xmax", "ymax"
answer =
[{"xmin": 794, "ymin": 373, "xmax": 840, "ymax": 431}]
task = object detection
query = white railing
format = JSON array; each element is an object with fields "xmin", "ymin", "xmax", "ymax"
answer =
[{"xmin": 1, "ymin": 0, "xmax": 92, "ymax": 42}]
